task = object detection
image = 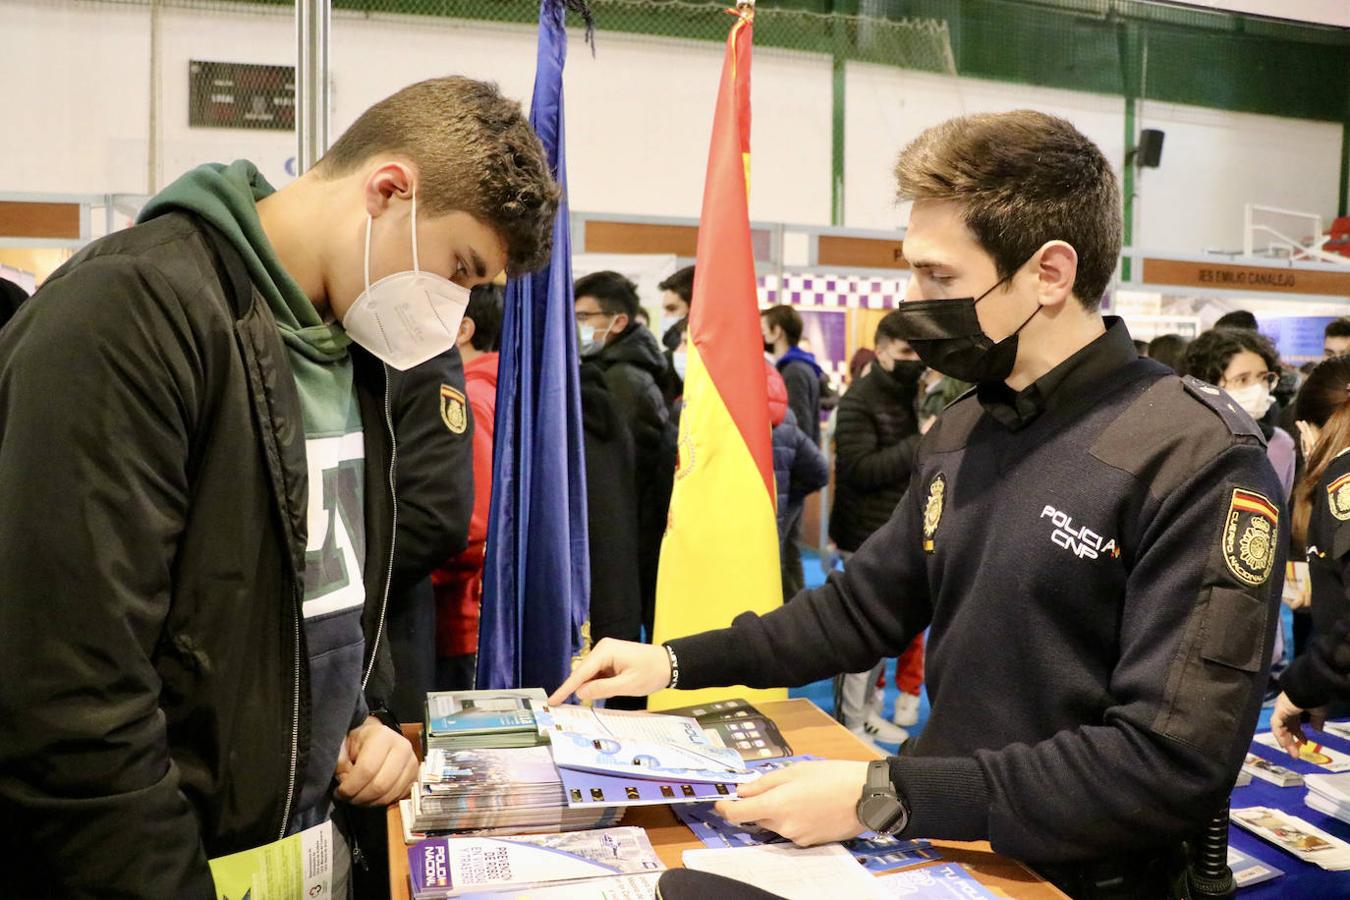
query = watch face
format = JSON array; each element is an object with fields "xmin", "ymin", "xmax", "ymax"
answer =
[{"xmin": 859, "ymin": 794, "xmax": 906, "ymax": 834}]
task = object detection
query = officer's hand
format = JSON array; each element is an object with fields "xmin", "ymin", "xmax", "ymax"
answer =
[
  {"xmin": 548, "ymin": 638, "xmax": 671, "ymax": 704},
  {"xmin": 715, "ymin": 760, "xmax": 871, "ymax": 847},
  {"xmin": 1271, "ymin": 692, "xmax": 1328, "ymax": 759},
  {"xmin": 334, "ymin": 716, "xmax": 419, "ymax": 807}
]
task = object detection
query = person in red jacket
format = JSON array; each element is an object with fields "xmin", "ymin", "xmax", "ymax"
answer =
[{"xmin": 433, "ymin": 284, "xmax": 504, "ymax": 690}]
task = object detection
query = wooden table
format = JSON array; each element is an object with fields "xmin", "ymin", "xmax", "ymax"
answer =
[{"xmin": 387, "ymin": 698, "xmax": 1066, "ymax": 898}]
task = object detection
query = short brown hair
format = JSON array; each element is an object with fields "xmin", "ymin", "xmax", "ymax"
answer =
[
  {"xmin": 761, "ymin": 304, "xmax": 803, "ymax": 346},
  {"xmin": 659, "ymin": 265, "xmax": 696, "ymax": 305},
  {"xmin": 319, "ymin": 76, "xmax": 561, "ymax": 275},
  {"xmin": 894, "ymin": 110, "xmax": 1121, "ymax": 311}
]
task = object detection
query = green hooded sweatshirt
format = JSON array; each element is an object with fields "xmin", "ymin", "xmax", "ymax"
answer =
[
  {"xmin": 139, "ymin": 161, "xmax": 367, "ymax": 608},
  {"xmin": 139, "ymin": 163, "xmax": 372, "ymax": 834}
]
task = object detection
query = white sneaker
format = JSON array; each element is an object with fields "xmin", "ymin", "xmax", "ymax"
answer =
[
  {"xmin": 848, "ymin": 726, "xmax": 885, "ymax": 753},
  {"xmin": 857, "ymin": 712, "xmax": 909, "ymax": 746},
  {"xmin": 892, "ymin": 692, "xmax": 921, "ymax": 728}
]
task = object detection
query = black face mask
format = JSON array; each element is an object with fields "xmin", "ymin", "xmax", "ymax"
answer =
[
  {"xmin": 885, "ymin": 359, "xmax": 927, "ymax": 386},
  {"xmin": 763, "ymin": 340, "xmax": 775, "ymax": 354},
  {"xmin": 894, "ymin": 273, "xmax": 1039, "ymax": 384}
]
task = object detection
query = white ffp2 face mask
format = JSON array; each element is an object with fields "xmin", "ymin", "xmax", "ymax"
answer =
[
  {"xmin": 1228, "ymin": 382, "xmax": 1275, "ymax": 420},
  {"xmin": 341, "ymin": 191, "xmax": 471, "ymax": 371}
]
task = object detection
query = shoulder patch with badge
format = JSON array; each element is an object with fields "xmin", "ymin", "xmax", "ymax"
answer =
[
  {"xmin": 1222, "ymin": 488, "xmax": 1278, "ymax": 587},
  {"xmin": 1180, "ymin": 375, "xmax": 1264, "ymax": 442},
  {"xmin": 440, "ymin": 384, "xmax": 467, "ymax": 434},
  {"xmin": 922, "ymin": 473, "xmax": 946, "ymax": 554},
  {"xmin": 1328, "ymin": 473, "xmax": 1350, "ymax": 522}
]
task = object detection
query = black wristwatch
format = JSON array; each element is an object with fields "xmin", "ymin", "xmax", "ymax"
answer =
[{"xmin": 856, "ymin": 759, "xmax": 909, "ymax": 835}]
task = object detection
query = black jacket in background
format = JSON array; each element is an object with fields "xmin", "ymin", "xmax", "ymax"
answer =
[
  {"xmin": 385, "ymin": 346, "xmax": 474, "ymax": 723},
  {"xmin": 830, "ymin": 364, "xmax": 922, "ymax": 553},
  {"xmin": 669, "ymin": 320, "xmax": 1284, "ymax": 870},
  {"xmin": 579, "ymin": 362, "xmax": 643, "ymax": 646},
  {"xmin": 588, "ymin": 324, "xmax": 676, "ymax": 637},
  {"xmin": 0, "ymin": 213, "xmax": 398, "ymax": 899},
  {"xmin": 779, "ymin": 357, "xmax": 823, "ymax": 444}
]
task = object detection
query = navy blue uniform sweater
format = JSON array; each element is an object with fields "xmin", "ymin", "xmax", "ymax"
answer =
[{"xmin": 669, "ymin": 318, "xmax": 1285, "ymax": 865}]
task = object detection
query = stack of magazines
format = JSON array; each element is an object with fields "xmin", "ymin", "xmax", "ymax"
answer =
[
  {"xmin": 425, "ymin": 689, "xmax": 548, "ymax": 751},
  {"xmin": 406, "ymin": 746, "xmax": 624, "ymax": 836},
  {"xmin": 1306, "ymin": 773, "xmax": 1350, "ymax": 825},
  {"xmin": 408, "ymin": 827, "xmax": 664, "ymax": 899}
]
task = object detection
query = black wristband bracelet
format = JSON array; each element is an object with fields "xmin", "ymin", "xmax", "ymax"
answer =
[{"xmin": 663, "ymin": 643, "xmax": 680, "ymax": 689}]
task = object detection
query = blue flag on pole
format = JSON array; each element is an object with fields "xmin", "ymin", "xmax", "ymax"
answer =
[{"xmin": 476, "ymin": 0, "xmax": 591, "ymax": 694}]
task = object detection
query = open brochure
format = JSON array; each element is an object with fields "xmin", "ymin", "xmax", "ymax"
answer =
[
  {"xmin": 537, "ymin": 705, "xmax": 714, "ymax": 746},
  {"xmin": 548, "ymin": 730, "xmax": 753, "ymax": 784},
  {"xmin": 539, "ymin": 704, "xmax": 754, "ymax": 790}
]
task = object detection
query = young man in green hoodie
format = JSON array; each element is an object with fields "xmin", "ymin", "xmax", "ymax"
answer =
[{"xmin": 0, "ymin": 76, "xmax": 559, "ymax": 899}]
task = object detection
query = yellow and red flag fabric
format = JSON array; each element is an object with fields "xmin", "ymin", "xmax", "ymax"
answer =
[{"xmin": 651, "ymin": 5, "xmax": 786, "ymax": 709}]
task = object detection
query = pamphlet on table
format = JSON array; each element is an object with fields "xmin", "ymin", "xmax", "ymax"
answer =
[
  {"xmin": 1305, "ymin": 773, "xmax": 1350, "ymax": 826},
  {"xmin": 1242, "ymin": 752, "xmax": 1303, "ymax": 787},
  {"xmin": 876, "ymin": 863, "xmax": 1004, "ymax": 899},
  {"xmin": 408, "ymin": 827, "xmax": 663, "ymax": 899},
  {"xmin": 1252, "ymin": 732, "xmax": 1350, "ymax": 773},
  {"xmin": 1226, "ymin": 846, "xmax": 1283, "ymax": 888},
  {"xmin": 1231, "ymin": 806, "xmax": 1350, "ymax": 870},
  {"xmin": 681, "ymin": 844, "xmax": 886, "ymax": 900}
]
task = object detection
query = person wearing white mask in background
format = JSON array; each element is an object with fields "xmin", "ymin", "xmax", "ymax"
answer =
[
  {"xmin": 658, "ymin": 265, "xmax": 695, "ymax": 352},
  {"xmin": 659, "ymin": 267, "xmax": 696, "ymax": 413},
  {"xmin": 1181, "ymin": 327, "xmax": 1296, "ymax": 502},
  {"xmin": 0, "ymin": 76, "xmax": 559, "ymax": 899}
]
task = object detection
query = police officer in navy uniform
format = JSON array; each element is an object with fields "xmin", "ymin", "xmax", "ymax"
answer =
[
  {"xmin": 552, "ymin": 110, "xmax": 1285, "ymax": 899},
  {"xmin": 1272, "ymin": 354, "xmax": 1350, "ymax": 750}
]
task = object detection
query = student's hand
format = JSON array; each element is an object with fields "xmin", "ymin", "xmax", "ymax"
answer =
[
  {"xmin": 715, "ymin": 760, "xmax": 871, "ymax": 847},
  {"xmin": 334, "ymin": 716, "xmax": 419, "ymax": 807},
  {"xmin": 548, "ymin": 638, "xmax": 672, "ymax": 705},
  {"xmin": 1271, "ymin": 692, "xmax": 1328, "ymax": 759}
]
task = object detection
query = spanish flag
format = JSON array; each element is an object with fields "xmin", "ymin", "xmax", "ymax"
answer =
[{"xmin": 651, "ymin": 3, "xmax": 786, "ymax": 709}]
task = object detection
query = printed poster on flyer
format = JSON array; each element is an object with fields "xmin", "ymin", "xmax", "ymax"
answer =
[{"xmin": 209, "ymin": 820, "xmax": 333, "ymax": 900}]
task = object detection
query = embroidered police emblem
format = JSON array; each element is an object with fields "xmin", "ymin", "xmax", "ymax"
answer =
[
  {"xmin": 1328, "ymin": 473, "xmax": 1350, "ymax": 522},
  {"xmin": 1223, "ymin": 488, "xmax": 1278, "ymax": 587},
  {"xmin": 922, "ymin": 474, "xmax": 945, "ymax": 554},
  {"xmin": 439, "ymin": 384, "xmax": 467, "ymax": 434}
]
